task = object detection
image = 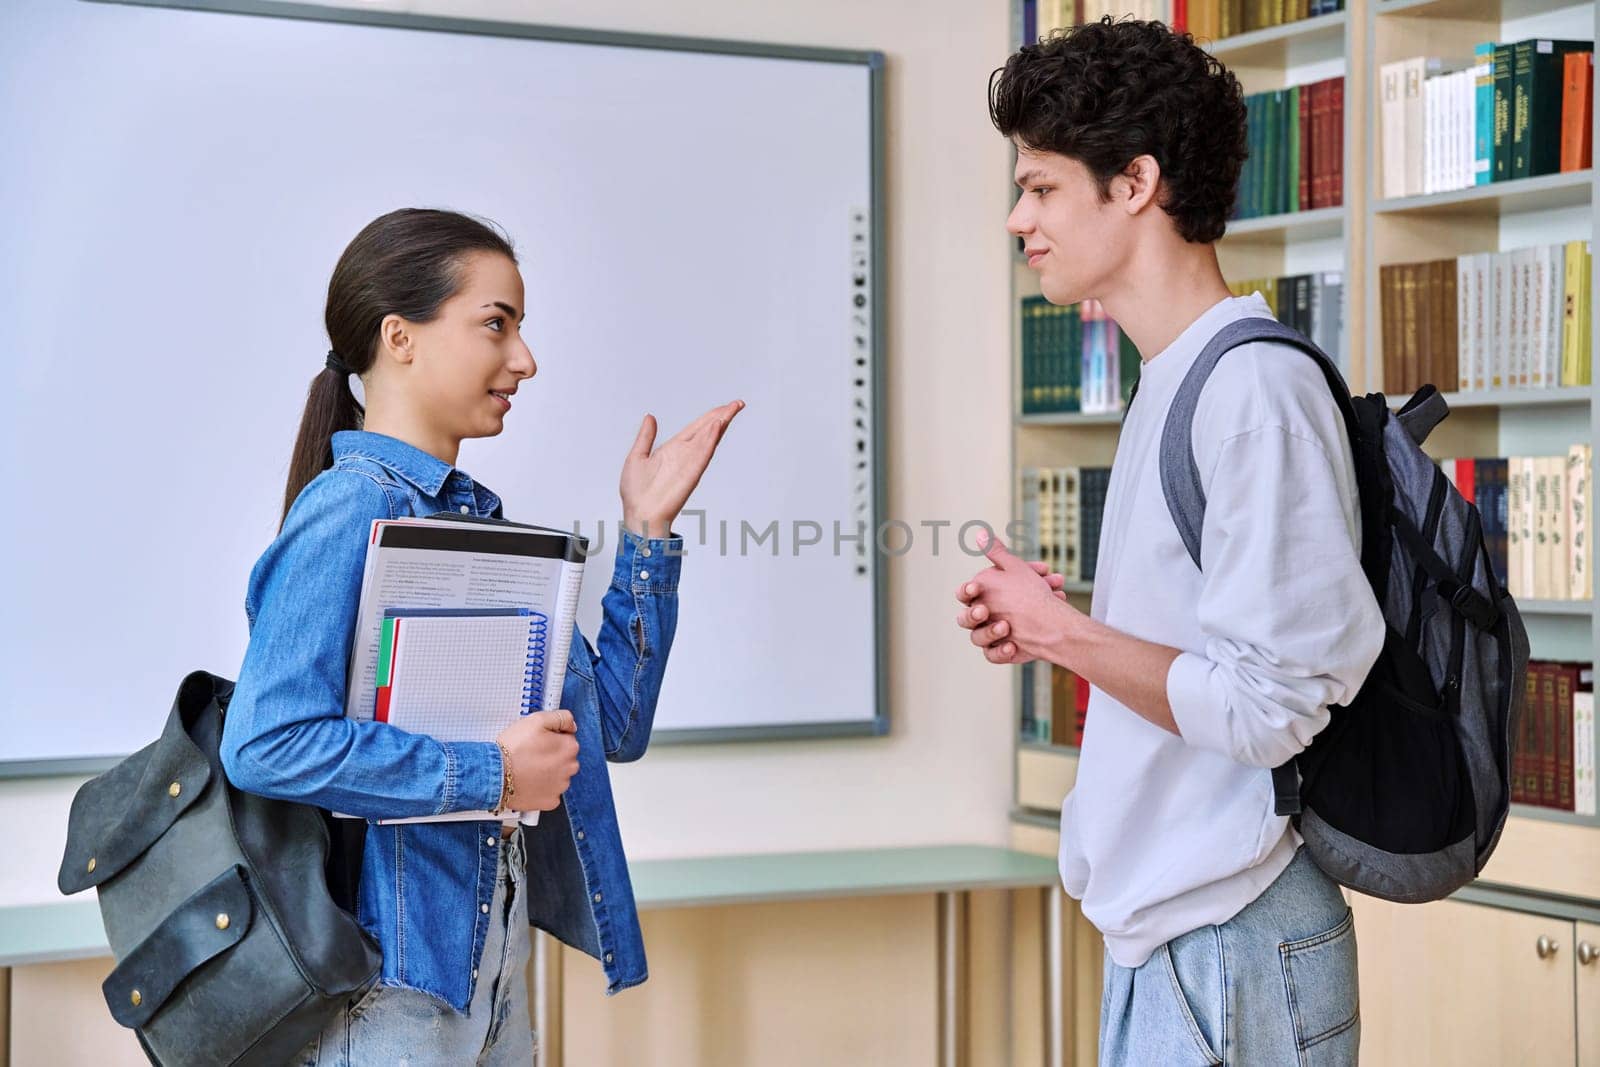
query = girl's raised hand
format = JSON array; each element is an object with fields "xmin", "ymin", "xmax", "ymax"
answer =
[{"xmin": 619, "ymin": 400, "xmax": 744, "ymax": 539}]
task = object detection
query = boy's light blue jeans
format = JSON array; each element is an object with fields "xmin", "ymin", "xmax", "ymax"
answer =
[
  {"xmin": 298, "ymin": 828, "xmax": 536, "ymax": 1067},
  {"xmin": 1099, "ymin": 845, "xmax": 1359, "ymax": 1066}
]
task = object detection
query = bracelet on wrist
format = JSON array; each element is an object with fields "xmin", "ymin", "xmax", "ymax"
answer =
[{"xmin": 494, "ymin": 741, "xmax": 515, "ymax": 814}]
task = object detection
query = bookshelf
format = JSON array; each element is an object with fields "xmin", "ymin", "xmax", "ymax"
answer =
[
  {"xmin": 1363, "ymin": 0, "xmax": 1598, "ymax": 842},
  {"xmin": 1017, "ymin": 411, "xmax": 1125, "ymax": 426},
  {"xmin": 1009, "ymin": 0, "xmax": 1598, "ymax": 846},
  {"xmin": 1372, "ymin": 168, "xmax": 1593, "ymax": 214},
  {"xmin": 1209, "ymin": 9, "xmax": 1350, "ymax": 67},
  {"xmin": 1377, "ymin": 0, "xmax": 1581, "ymax": 20},
  {"xmin": 1393, "ymin": 383, "xmax": 1592, "ymax": 406},
  {"xmin": 1521, "ymin": 597, "xmax": 1598, "ymax": 613},
  {"xmin": 1226, "ymin": 203, "xmax": 1349, "ymax": 238}
]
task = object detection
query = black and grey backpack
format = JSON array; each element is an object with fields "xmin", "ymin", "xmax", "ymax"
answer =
[{"xmin": 1152, "ymin": 316, "xmax": 1530, "ymax": 903}]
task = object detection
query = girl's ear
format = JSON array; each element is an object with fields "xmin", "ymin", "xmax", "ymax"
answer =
[{"xmin": 378, "ymin": 313, "xmax": 414, "ymax": 366}]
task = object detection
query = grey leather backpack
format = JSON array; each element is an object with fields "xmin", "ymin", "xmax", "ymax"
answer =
[{"xmin": 58, "ymin": 671, "xmax": 380, "ymax": 1065}]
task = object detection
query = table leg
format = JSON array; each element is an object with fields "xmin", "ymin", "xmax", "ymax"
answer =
[
  {"xmin": 938, "ymin": 890, "xmax": 970, "ymax": 1067},
  {"xmin": 1044, "ymin": 886, "xmax": 1064, "ymax": 1067},
  {"xmin": 533, "ymin": 930, "xmax": 563, "ymax": 1067}
]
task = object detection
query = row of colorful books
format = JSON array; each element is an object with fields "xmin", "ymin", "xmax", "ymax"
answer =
[
  {"xmin": 1015, "ymin": 456, "xmax": 1106, "ymax": 746},
  {"xmin": 1018, "ymin": 297, "xmax": 1140, "ymax": 415},
  {"xmin": 1227, "ymin": 273, "xmax": 1346, "ymax": 368},
  {"xmin": 1024, "ymin": 0, "xmax": 1343, "ymax": 49},
  {"xmin": 1020, "ymin": 661, "xmax": 1090, "ymax": 748},
  {"xmin": 1378, "ymin": 242, "xmax": 1592, "ymax": 398},
  {"xmin": 1437, "ymin": 447, "xmax": 1593, "ymax": 602},
  {"xmin": 1379, "ymin": 42, "xmax": 1593, "ymax": 199},
  {"xmin": 1178, "ymin": 0, "xmax": 1343, "ymax": 42},
  {"xmin": 1236, "ymin": 78, "xmax": 1345, "ymax": 219},
  {"xmin": 1018, "ymin": 465, "xmax": 1112, "ymax": 583},
  {"xmin": 1512, "ymin": 660, "xmax": 1594, "ymax": 815}
]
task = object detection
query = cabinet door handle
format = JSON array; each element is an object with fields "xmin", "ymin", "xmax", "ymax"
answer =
[
  {"xmin": 1536, "ymin": 935, "xmax": 1561, "ymax": 960},
  {"xmin": 1579, "ymin": 941, "xmax": 1598, "ymax": 967}
]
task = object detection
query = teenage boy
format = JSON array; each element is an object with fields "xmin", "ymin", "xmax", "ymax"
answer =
[{"xmin": 957, "ymin": 20, "xmax": 1382, "ymax": 1065}]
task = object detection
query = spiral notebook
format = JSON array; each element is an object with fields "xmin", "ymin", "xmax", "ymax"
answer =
[
  {"xmin": 366, "ymin": 607, "xmax": 553, "ymax": 827},
  {"xmin": 375, "ymin": 607, "xmax": 554, "ymax": 738}
]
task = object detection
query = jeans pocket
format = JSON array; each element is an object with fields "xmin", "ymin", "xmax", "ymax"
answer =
[
  {"xmin": 1159, "ymin": 945, "xmax": 1224, "ymax": 1066},
  {"xmin": 1279, "ymin": 908, "xmax": 1360, "ymax": 1066}
]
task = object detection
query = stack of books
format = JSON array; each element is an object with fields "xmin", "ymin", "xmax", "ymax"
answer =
[
  {"xmin": 1021, "ymin": 662, "xmax": 1092, "ymax": 747},
  {"xmin": 1025, "ymin": 0, "xmax": 1344, "ymax": 46},
  {"xmin": 1512, "ymin": 660, "xmax": 1594, "ymax": 815},
  {"xmin": 1436, "ymin": 447, "xmax": 1593, "ymax": 601},
  {"xmin": 1226, "ymin": 273, "xmax": 1346, "ymax": 367},
  {"xmin": 1018, "ymin": 298, "xmax": 1141, "ymax": 415},
  {"xmin": 1378, "ymin": 243, "xmax": 1593, "ymax": 397},
  {"xmin": 1379, "ymin": 41, "xmax": 1593, "ymax": 199},
  {"xmin": 1018, "ymin": 465, "xmax": 1113, "ymax": 582},
  {"xmin": 1236, "ymin": 78, "xmax": 1345, "ymax": 219},
  {"xmin": 1016, "ymin": 461, "xmax": 1109, "ymax": 748}
]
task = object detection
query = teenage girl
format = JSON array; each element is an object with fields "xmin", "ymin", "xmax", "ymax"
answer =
[{"xmin": 220, "ymin": 208, "xmax": 741, "ymax": 1064}]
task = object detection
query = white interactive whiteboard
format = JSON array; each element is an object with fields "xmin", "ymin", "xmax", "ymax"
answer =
[{"xmin": 0, "ymin": 0, "xmax": 886, "ymax": 773}]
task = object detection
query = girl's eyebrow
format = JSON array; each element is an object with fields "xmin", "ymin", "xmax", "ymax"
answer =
[{"xmin": 479, "ymin": 301, "xmax": 525, "ymax": 323}]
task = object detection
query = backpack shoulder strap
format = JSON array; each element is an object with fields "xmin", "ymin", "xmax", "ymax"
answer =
[
  {"xmin": 1158, "ymin": 316, "xmax": 1364, "ymax": 819},
  {"xmin": 1159, "ymin": 316, "xmax": 1357, "ymax": 569}
]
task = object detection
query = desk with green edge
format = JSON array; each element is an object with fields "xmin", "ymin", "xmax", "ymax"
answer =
[{"xmin": 1, "ymin": 845, "xmax": 1066, "ymax": 1067}]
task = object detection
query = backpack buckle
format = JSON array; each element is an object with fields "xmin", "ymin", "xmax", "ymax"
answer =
[{"xmin": 1440, "ymin": 580, "xmax": 1498, "ymax": 630}]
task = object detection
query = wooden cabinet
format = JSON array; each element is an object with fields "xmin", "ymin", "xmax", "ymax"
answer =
[
  {"xmin": 1353, "ymin": 895, "xmax": 1580, "ymax": 1066},
  {"xmin": 1579, "ymin": 922, "xmax": 1600, "ymax": 1066}
]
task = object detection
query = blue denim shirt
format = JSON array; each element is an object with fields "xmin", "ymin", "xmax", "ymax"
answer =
[{"xmin": 221, "ymin": 430, "xmax": 680, "ymax": 1010}]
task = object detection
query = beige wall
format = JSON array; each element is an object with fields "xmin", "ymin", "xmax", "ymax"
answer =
[{"xmin": 2, "ymin": 0, "xmax": 1015, "ymax": 910}]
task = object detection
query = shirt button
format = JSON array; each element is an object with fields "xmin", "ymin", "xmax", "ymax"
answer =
[
  {"xmin": 639, "ymin": 570, "xmax": 650, "ymax": 580},
  {"xmin": 642, "ymin": 546, "xmax": 652, "ymax": 557},
  {"xmin": 604, "ymin": 953, "xmax": 614, "ymax": 964},
  {"xmin": 481, "ymin": 903, "xmax": 491, "ymax": 914},
  {"xmin": 459, "ymin": 504, "xmax": 470, "ymax": 513},
  {"xmin": 576, "ymin": 830, "xmax": 585, "ymax": 840},
  {"xmin": 487, "ymin": 836, "xmax": 497, "ymax": 847},
  {"xmin": 593, "ymin": 892, "xmax": 603, "ymax": 903},
  {"xmin": 472, "ymin": 969, "xmax": 479, "ymax": 979}
]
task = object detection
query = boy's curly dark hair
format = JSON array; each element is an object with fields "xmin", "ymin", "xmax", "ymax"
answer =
[{"xmin": 989, "ymin": 18, "xmax": 1248, "ymax": 244}]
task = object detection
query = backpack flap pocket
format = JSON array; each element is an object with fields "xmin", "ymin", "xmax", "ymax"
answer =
[
  {"xmin": 58, "ymin": 714, "xmax": 212, "ymax": 895},
  {"xmin": 102, "ymin": 865, "xmax": 253, "ymax": 1030}
]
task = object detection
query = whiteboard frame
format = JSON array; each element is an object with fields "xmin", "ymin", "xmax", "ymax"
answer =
[{"xmin": 0, "ymin": 0, "xmax": 888, "ymax": 778}]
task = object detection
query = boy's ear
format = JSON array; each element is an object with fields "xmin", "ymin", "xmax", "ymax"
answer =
[{"xmin": 1118, "ymin": 154, "xmax": 1163, "ymax": 215}]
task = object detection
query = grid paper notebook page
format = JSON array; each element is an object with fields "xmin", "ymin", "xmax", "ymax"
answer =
[{"xmin": 377, "ymin": 614, "xmax": 549, "ymax": 741}]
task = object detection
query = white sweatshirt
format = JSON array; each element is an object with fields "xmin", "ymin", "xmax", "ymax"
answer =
[{"xmin": 1059, "ymin": 293, "xmax": 1384, "ymax": 968}]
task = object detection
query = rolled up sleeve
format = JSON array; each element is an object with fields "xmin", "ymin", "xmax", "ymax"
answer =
[
  {"xmin": 222, "ymin": 471, "xmax": 504, "ymax": 818},
  {"xmin": 1166, "ymin": 425, "xmax": 1384, "ymax": 768}
]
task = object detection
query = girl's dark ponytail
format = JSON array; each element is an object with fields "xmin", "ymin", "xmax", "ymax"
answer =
[
  {"xmin": 277, "ymin": 208, "xmax": 517, "ymax": 528},
  {"xmin": 280, "ymin": 363, "xmax": 365, "ymax": 528}
]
